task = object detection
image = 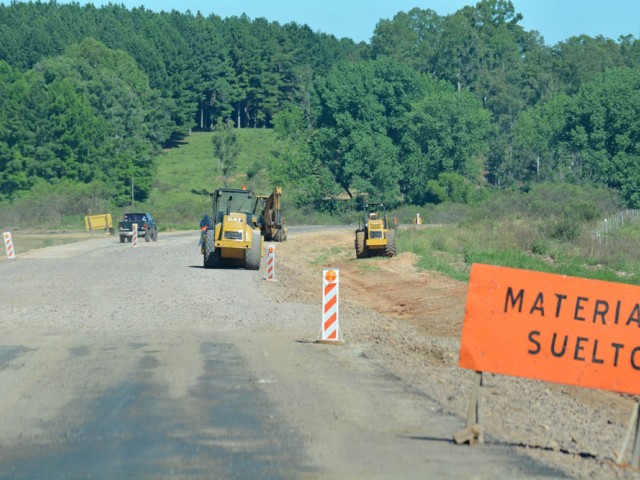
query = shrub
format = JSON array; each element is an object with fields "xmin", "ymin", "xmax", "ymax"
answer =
[
  {"xmin": 568, "ymin": 201, "xmax": 599, "ymax": 222},
  {"xmin": 550, "ymin": 217, "xmax": 581, "ymax": 241},
  {"xmin": 246, "ymin": 160, "xmax": 263, "ymax": 180},
  {"xmin": 531, "ymin": 238, "xmax": 549, "ymax": 255}
]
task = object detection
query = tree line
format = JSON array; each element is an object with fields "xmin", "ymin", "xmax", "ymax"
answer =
[{"xmin": 1, "ymin": 0, "xmax": 639, "ymax": 208}]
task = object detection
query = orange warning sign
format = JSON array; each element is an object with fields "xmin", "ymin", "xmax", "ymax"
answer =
[{"xmin": 459, "ymin": 263, "xmax": 640, "ymax": 395}]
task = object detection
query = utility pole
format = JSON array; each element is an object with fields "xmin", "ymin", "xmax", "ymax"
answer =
[{"xmin": 131, "ymin": 177, "xmax": 134, "ymax": 208}]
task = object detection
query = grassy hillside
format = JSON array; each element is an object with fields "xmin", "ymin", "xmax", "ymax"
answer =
[{"xmin": 147, "ymin": 129, "xmax": 282, "ymax": 229}]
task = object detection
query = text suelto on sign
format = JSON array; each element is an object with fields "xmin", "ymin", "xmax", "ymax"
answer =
[{"xmin": 459, "ymin": 263, "xmax": 640, "ymax": 395}]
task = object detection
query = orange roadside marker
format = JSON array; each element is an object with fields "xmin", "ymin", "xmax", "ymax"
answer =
[
  {"xmin": 317, "ymin": 268, "xmax": 343, "ymax": 344},
  {"xmin": 266, "ymin": 244, "xmax": 276, "ymax": 281},
  {"xmin": 3, "ymin": 232, "xmax": 16, "ymax": 259}
]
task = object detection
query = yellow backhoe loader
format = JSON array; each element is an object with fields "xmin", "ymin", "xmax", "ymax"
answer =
[
  {"xmin": 255, "ymin": 187, "xmax": 288, "ymax": 241},
  {"xmin": 202, "ymin": 188, "xmax": 263, "ymax": 269},
  {"xmin": 354, "ymin": 202, "xmax": 396, "ymax": 258}
]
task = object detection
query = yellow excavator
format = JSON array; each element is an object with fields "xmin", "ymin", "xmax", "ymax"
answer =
[
  {"xmin": 255, "ymin": 187, "xmax": 288, "ymax": 242},
  {"xmin": 201, "ymin": 187, "xmax": 263, "ymax": 269},
  {"xmin": 354, "ymin": 202, "xmax": 396, "ymax": 258}
]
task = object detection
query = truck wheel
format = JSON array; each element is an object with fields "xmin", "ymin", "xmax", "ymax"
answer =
[
  {"xmin": 152, "ymin": 229, "xmax": 158, "ymax": 241},
  {"xmin": 120, "ymin": 235, "xmax": 125, "ymax": 243},
  {"xmin": 385, "ymin": 231, "xmax": 397, "ymax": 257},
  {"xmin": 244, "ymin": 231, "xmax": 262, "ymax": 270},
  {"xmin": 355, "ymin": 230, "xmax": 366, "ymax": 258},
  {"xmin": 203, "ymin": 230, "xmax": 221, "ymax": 268},
  {"xmin": 145, "ymin": 231, "xmax": 151, "ymax": 242}
]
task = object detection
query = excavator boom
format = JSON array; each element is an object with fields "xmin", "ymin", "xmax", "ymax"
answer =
[{"xmin": 258, "ymin": 187, "xmax": 287, "ymax": 241}]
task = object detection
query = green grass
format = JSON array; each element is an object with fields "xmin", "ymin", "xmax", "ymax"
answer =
[
  {"xmin": 398, "ymin": 221, "xmax": 640, "ymax": 285},
  {"xmin": 355, "ymin": 260, "xmax": 382, "ymax": 271},
  {"xmin": 311, "ymin": 246, "xmax": 345, "ymax": 266},
  {"xmin": 147, "ymin": 130, "xmax": 283, "ymax": 229},
  {"xmin": 144, "ymin": 128, "xmax": 364, "ymax": 229}
]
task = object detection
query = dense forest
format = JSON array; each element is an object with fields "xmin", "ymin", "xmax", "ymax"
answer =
[{"xmin": 1, "ymin": 0, "xmax": 640, "ymax": 210}]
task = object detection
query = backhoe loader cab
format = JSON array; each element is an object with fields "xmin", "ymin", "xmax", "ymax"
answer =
[
  {"xmin": 354, "ymin": 202, "xmax": 396, "ymax": 259},
  {"xmin": 202, "ymin": 188, "xmax": 263, "ymax": 270}
]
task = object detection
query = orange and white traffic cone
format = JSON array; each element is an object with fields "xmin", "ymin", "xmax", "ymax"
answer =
[{"xmin": 317, "ymin": 268, "xmax": 343, "ymax": 344}]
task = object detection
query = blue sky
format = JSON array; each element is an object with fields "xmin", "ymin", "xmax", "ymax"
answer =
[{"xmin": 53, "ymin": 0, "xmax": 640, "ymax": 45}]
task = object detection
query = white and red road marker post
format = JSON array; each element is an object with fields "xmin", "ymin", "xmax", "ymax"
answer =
[
  {"xmin": 132, "ymin": 223, "xmax": 138, "ymax": 248},
  {"xmin": 266, "ymin": 244, "xmax": 276, "ymax": 281},
  {"xmin": 3, "ymin": 232, "xmax": 16, "ymax": 259},
  {"xmin": 317, "ymin": 268, "xmax": 343, "ymax": 344}
]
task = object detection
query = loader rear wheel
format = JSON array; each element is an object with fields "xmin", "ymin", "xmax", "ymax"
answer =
[
  {"xmin": 244, "ymin": 231, "xmax": 262, "ymax": 270},
  {"xmin": 203, "ymin": 230, "xmax": 221, "ymax": 268},
  {"xmin": 355, "ymin": 230, "xmax": 366, "ymax": 258},
  {"xmin": 274, "ymin": 229, "xmax": 284, "ymax": 242},
  {"xmin": 384, "ymin": 231, "xmax": 397, "ymax": 257}
]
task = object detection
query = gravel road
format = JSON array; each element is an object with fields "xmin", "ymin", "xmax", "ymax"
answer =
[{"xmin": 0, "ymin": 228, "xmax": 638, "ymax": 479}]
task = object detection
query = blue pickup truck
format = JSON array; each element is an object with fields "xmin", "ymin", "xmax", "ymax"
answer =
[{"xmin": 118, "ymin": 212, "xmax": 158, "ymax": 243}]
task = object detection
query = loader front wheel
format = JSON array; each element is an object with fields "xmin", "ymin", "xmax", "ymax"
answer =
[
  {"xmin": 355, "ymin": 230, "xmax": 366, "ymax": 258},
  {"xmin": 384, "ymin": 231, "xmax": 397, "ymax": 257}
]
